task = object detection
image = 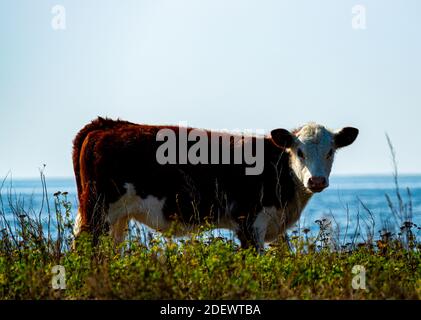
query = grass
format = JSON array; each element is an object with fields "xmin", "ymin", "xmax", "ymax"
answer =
[
  {"xmin": 0, "ymin": 142, "xmax": 420, "ymax": 300},
  {"xmin": 0, "ymin": 175, "xmax": 419, "ymax": 300}
]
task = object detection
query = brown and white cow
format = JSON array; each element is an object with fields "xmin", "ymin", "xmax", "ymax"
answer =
[{"xmin": 72, "ymin": 117, "xmax": 358, "ymax": 252}]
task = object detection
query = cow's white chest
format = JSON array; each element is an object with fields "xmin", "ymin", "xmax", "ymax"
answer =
[
  {"xmin": 253, "ymin": 193, "xmax": 312, "ymax": 243},
  {"xmin": 253, "ymin": 206, "xmax": 286, "ymax": 243}
]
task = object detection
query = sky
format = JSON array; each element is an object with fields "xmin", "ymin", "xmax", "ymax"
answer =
[{"xmin": 0, "ymin": 0, "xmax": 420, "ymax": 178}]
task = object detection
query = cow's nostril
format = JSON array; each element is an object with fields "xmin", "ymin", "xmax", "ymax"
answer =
[{"xmin": 308, "ymin": 177, "xmax": 328, "ymax": 190}]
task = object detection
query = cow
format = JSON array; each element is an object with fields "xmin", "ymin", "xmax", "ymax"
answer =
[{"xmin": 72, "ymin": 117, "xmax": 358, "ymax": 252}]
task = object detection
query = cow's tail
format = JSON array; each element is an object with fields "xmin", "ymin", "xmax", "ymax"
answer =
[{"xmin": 73, "ymin": 118, "xmax": 109, "ymax": 195}]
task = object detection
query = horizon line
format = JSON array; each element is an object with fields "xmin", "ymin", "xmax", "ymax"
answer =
[{"xmin": 4, "ymin": 172, "xmax": 421, "ymax": 180}]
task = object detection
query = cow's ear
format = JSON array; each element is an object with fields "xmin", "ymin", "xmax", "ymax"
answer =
[
  {"xmin": 271, "ymin": 129, "xmax": 294, "ymax": 149},
  {"xmin": 334, "ymin": 127, "xmax": 359, "ymax": 148}
]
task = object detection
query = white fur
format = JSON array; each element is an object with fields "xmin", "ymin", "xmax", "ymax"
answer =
[{"xmin": 289, "ymin": 123, "xmax": 335, "ymax": 190}]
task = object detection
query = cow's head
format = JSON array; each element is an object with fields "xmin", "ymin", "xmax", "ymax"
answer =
[{"xmin": 271, "ymin": 123, "xmax": 359, "ymax": 193}]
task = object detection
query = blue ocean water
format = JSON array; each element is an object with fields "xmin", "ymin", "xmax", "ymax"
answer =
[{"xmin": 1, "ymin": 175, "xmax": 420, "ymax": 242}]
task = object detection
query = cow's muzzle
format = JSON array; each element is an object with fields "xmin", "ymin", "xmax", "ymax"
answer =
[{"xmin": 307, "ymin": 176, "xmax": 328, "ymax": 193}]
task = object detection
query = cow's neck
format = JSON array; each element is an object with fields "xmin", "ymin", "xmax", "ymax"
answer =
[
  {"xmin": 282, "ymin": 171, "xmax": 313, "ymax": 227},
  {"xmin": 269, "ymin": 147, "xmax": 313, "ymax": 225},
  {"xmin": 293, "ymin": 175, "xmax": 313, "ymax": 210}
]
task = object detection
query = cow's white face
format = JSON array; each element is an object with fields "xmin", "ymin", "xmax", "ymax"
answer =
[{"xmin": 271, "ymin": 123, "xmax": 359, "ymax": 193}]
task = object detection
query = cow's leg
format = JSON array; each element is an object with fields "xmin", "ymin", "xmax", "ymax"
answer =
[
  {"xmin": 109, "ymin": 215, "xmax": 130, "ymax": 244},
  {"xmin": 73, "ymin": 183, "xmax": 96, "ymax": 249},
  {"xmin": 236, "ymin": 215, "xmax": 266, "ymax": 254},
  {"xmin": 73, "ymin": 181, "xmax": 109, "ymax": 246},
  {"xmin": 252, "ymin": 226, "xmax": 267, "ymax": 255}
]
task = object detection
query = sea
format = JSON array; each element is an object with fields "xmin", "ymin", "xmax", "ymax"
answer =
[{"xmin": 1, "ymin": 175, "xmax": 420, "ymax": 243}]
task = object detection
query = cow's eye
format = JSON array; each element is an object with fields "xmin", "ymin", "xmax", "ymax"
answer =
[
  {"xmin": 327, "ymin": 149, "xmax": 334, "ymax": 159},
  {"xmin": 297, "ymin": 148, "xmax": 305, "ymax": 159}
]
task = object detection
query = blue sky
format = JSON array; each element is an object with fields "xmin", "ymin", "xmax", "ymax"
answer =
[{"xmin": 1, "ymin": 0, "xmax": 420, "ymax": 178}]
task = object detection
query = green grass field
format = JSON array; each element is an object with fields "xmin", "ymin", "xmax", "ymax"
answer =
[{"xmin": 0, "ymin": 178, "xmax": 420, "ymax": 300}]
